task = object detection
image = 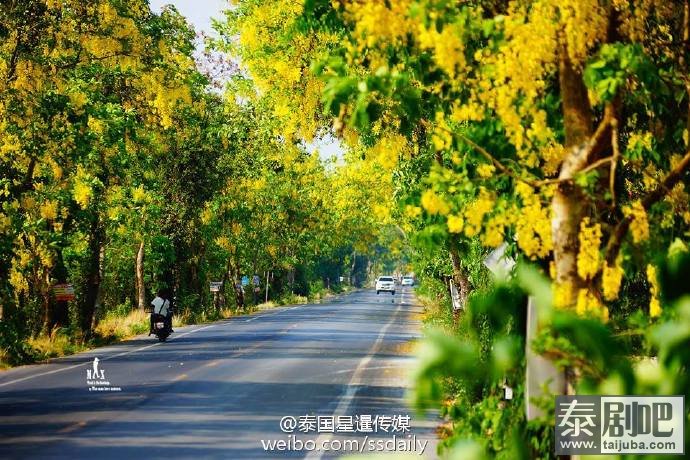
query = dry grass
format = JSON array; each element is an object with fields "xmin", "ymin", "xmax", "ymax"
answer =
[
  {"xmin": 392, "ymin": 339, "xmax": 419, "ymax": 354},
  {"xmin": 27, "ymin": 328, "xmax": 84, "ymax": 361},
  {"xmin": 255, "ymin": 301, "xmax": 277, "ymax": 310},
  {"xmin": 95, "ymin": 309, "xmax": 150, "ymax": 340},
  {"xmin": 174, "ymin": 307, "xmax": 234, "ymax": 326}
]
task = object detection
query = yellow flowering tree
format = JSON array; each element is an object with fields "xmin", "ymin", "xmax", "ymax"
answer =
[
  {"xmin": 220, "ymin": 0, "xmax": 690, "ymax": 455},
  {"xmin": 1, "ymin": 0, "xmax": 200, "ymax": 337},
  {"xmin": 275, "ymin": 0, "xmax": 690, "ymax": 320}
]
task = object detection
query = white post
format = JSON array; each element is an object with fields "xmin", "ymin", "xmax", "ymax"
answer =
[{"xmin": 525, "ymin": 296, "xmax": 565, "ymax": 420}]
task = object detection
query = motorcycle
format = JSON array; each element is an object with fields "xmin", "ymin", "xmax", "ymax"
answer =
[
  {"xmin": 151, "ymin": 313, "xmax": 171, "ymax": 342},
  {"xmin": 147, "ymin": 295, "xmax": 175, "ymax": 342}
]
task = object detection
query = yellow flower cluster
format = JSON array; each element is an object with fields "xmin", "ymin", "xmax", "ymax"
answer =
[
  {"xmin": 447, "ymin": 214, "xmax": 464, "ymax": 234},
  {"xmin": 12, "ymin": 60, "xmax": 45, "ymax": 93},
  {"xmin": 405, "ymin": 205, "xmax": 422, "ymax": 219},
  {"xmin": 450, "ymin": 101, "xmax": 484, "ymax": 123},
  {"xmin": 627, "ymin": 131, "xmax": 654, "ymax": 153},
  {"xmin": 646, "ymin": 264, "xmax": 661, "ymax": 318},
  {"xmin": 131, "ymin": 185, "xmax": 147, "ymax": 204},
  {"xmin": 624, "ymin": 200, "xmax": 649, "ymax": 244},
  {"xmin": 476, "ymin": 163, "xmax": 495, "ymax": 178},
  {"xmin": 215, "ymin": 236, "xmax": 234, "ymax": 252},
  {"xmin": 417, "ymin": 22, "xmax": 466, "ymax": 79},
  {"xmin": 421, "ymin": 190, "xmax": 450, "ymax": 216},
  {"xmin": 557, "ymin": 0, "xmax": 608, "ymax": 65},
  {"xmin": 431, "ymin": 112, "xmax": 453, "ymax": 152},
  {"xmin": 514, "ymin": 182, "xmax": 552, "ymax": 259},
  {"xmin": 0, "ymin": 128, "xmax": 21, "ymax": 161},
  {"xmin": 576, "ymin": 288, "xmax": 609, "ymax": 322},
  {"xmin": 200, "ymin": 207, "xmax": 213, "ymax": 225},
  {"xmin": 345, "ymin": 0, "xmax": 413, "ymax": 49},
  {"xmin": 482, "ymin": 214, "xmax": 507, "ymax": 248},
  {"xmin": 577, "ymin": 217, "xmax": 602, "ymax": 281},
  {"xmin": 0, "ymin": 213, "xmax": 10, "ymax": 233},
  {"xmin": 72, "ymin": 166, "xmax": 93, "ymax": 209},
  {"xmin": 602, "ymin": 256, "xmax": 624, "ymax": 301},
  {"xmin": 463, "ymin": 188, "xmax": 494, "ymax": 237},
  {"xmin": 9, "ymin": 265, "xmax": 28, "ymax": 297},
  {"xmin": 612, "ymin": 0, "xmax": 676, "ymax": 44},
  {"xmin": 664, "ymin": 183, "xmax": 689, "ymax": 228},
  {"xmin": 39, "ymin": 200, "xmax": 59, "ymax": 221},
  {"xmin": 68, "ymin": 91, "xmax": 87, "ymax": 112},
  {"xmin": 369, "ymin": 133, "xmax": 408, "ymax": 170},
  {"xmin": 553, "ymin": 281, "xmax": 574, "ymax": 309},
  {"xmin": 486, "ymin": 1, "xmax": 558, "ymax": 162},
  {"xmin": 541, "ymin": 142, "xmax": 566, "ymax": 176}
]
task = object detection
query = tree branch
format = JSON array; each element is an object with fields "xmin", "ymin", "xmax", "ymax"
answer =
[
  {"xmin": 455, "ymin": 131, "xmax": 539, "ymax": 185},
  {"xmin": 605, "ymin": 148, "xmax": 690, "ymax": 264},
  {"xmin": 422, "ymin": 113, "xmax": 616, "ymax": 189},
  {"xmin": 609, "ymin": 117, "xmax": 621, "ymax": 207}
]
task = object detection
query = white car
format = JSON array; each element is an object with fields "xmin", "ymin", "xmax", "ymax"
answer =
[
  {"xmin": 401, "ymin": 276, "xmax": 414, "ymax": 286},
  {"xmin": 375, "ymin": 276, "xmax": 396, "ymax": 295}
]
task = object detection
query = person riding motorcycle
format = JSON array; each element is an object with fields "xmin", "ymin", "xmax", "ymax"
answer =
[{"xmin": 149, "ymin": 290, "xmax": 173, "ymax": 335}]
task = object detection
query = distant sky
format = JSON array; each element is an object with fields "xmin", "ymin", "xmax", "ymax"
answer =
[
  {"xmin": 148, "ymin": 0, "xmax": 227, "ymax": 36},
  {"xmin": 148, "ymin": 0, "xmax": 345, "ymax": 162}
]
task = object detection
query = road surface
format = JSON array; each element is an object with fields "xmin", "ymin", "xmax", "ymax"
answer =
[{"xmin": 0, "ymin": 288, "xmax": 437, "ymax": 459}]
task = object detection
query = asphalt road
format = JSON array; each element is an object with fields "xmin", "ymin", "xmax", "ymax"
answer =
[{"xmin": 0, "ymin": 288, "xmax": 437, "ymax": 459}]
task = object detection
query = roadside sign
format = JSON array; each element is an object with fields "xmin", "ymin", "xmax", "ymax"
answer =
[
  {"xmin": 484, "ymin": 243, "xmax": 515, "ymax": 280},
  {"xmin": 252, "ymin": 275, "xmax": 260, "ymax": 285},
  {"xmin": 53, "ymin": 283, "xmax": 75, "ymax": 301},
  {"xmin": 241, "ymin": 276, "xmax": 249, "ymax": 287},
  {"xmin": 449, "ymin": 280, "xmax": 463, "ymax": 311},
  {"xmin": 210, "ymin": 281, "xmax": 222, "ymax": 292}
]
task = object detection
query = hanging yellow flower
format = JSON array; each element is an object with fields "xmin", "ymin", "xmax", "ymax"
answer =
[
  {"xmin": 421, "ymin": 190, "xmax": 450, "ymax": 215},
  {"xmin": 39, "ymin": 200, "xmax": 58, "ymax": 221},
  {"xmin": 624, "ymin": 200, "xmax": 649, "ymax": 244},
  {"xmin": 447, "ymin": 214, "xmax": 464, "ymax": 233},
  {"xmin": 646, "ymin": 264, "xmax": 662, "ymax": 318},
  {"xmin": 577, "ymin": 217, "xmax": 602, "ymax": 281},
  {"xmin": 576, "ymin": 288, "xmax": 609, "ymax": 322},
  {"xmin": 476, "ymin": 163, "xmax": 496, "ymax": 178},
  {"xmin": 602, "ymin": 256, "xmax": 624, "ymax": 301}
]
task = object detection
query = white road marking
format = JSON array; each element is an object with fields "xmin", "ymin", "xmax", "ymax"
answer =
[{"xmin": 304, "ymin": 291, "xmax": 405, "ymax": 460}]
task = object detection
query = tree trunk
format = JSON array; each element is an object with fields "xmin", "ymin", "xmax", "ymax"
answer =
[
  {"xmin": 135, "ymin": 241, "xmax": 146, "ymax": 310},
  {"xmin": 44, "ymin": 249, "xmax": 70, "ymax": 331},
  {"xmin": 229, "ymin": 259, "xmax": 245, "ymax": 310},
  {"xmin": 551, "ymin": 40, "xmax": 595, "ymax": 302},
  {"xmin": 448, "ymin": 238, "xmax": 471, "ymax": 324},
  {"xmin": 81, "ymin": 218, "xmax": 104, "ymax": 337},
  {"xmin": 448, "ymin": 239, "xmax": 470, "ymax": 306},
  {"xmin": 91, "ymin": 244, "xmax": 105, "ymax": 331},
  {"xmin": 215, "ymin": 258, "xmax": 232, "ymax": 310},
  {"xmin": 41, "ymin": 268, "xmax": 51, "ymax": 334}
]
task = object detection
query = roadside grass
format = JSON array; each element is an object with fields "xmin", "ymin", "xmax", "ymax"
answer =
[
  {"xmin": 174, "ymin": 307, "xmax": 235, "ymax": 326},
  {"xmin": 279, "ymin": 293, "xmax": 309, "ymax": 305},
  {"xmin": 26, "ymin": 328, "xmax": 86, "ymax": 362},
  {"xmin": 95, "ymin": 309, "xmax": 150, "ymax": 341},
  {"xmin": 255, "ymin": 300, "xmax": 277, "ymax": 310},
  {"xmin": 416, "ymin": 284, "xmax": 454, "ymax": 333}
]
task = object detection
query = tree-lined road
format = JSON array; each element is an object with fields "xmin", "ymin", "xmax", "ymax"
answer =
[{"xmin": 0, "ymin": 289, "xmax": 436, "ymax": 459}]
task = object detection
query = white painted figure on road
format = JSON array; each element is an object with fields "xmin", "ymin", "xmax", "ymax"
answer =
[{"xmin": 86, "ymin": 357, "xmax": 104, "ymax": 380}]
